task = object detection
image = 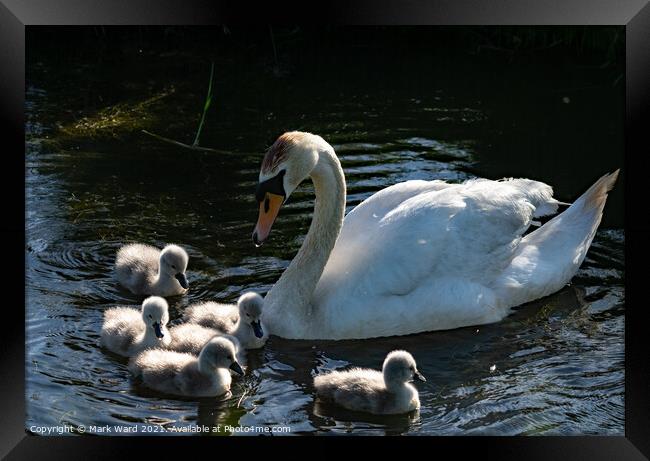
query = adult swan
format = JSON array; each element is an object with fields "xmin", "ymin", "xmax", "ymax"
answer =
[{"xmin": 252, "ymin": 131, "xmax": 619, "ymax": 340}]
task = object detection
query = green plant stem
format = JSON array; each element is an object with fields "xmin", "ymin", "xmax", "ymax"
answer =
[{"xmin": 193, "ymin": 61, "xmax": 215, "ymax": 147}]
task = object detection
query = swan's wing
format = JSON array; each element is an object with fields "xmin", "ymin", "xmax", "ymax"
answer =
[
  {"xmin": 100, "ymin": 307, "xmax": 143, "ymax": 353},
  {"xmin": 314, "ymin": 177, "xmax": 562, "ymax": 337},
  {"xmin": 168, "ymin": 324, "xmax": 217, "ymax": 355},
  {"xmin": 339, "ymin": 179, "xmax": 453, "ymax": 241},
  {"xmin": 103, "ymin": 306, "xmax": 141, "ymax": 324},
  {"xmin": 117, "ymin": 244, "xmax": 161, "ymax": 266},
  {"xmin": 115, "ymin": 244, "xmax": 160, "ymax": 293},
  {"xmin": 315, "ymin": 368, "xmax": 386, "ymax": 413},
  {"xmin": 129, "ymin": 349, "xmax": 191, "ymax": 394},
  {"xmin": 183, "ymin": 302, "xmax": 238, "ymax": 332},
  {"xmin": 178, "ymin": 364, "xmax": 230, "ymax": 397},
  {"xmin": 318, "ymin": 178, "xmax": 456, "ymax": 295},
  {"xmin": 321, "ymin": 178, "xmax": 549, "ymax": 289}
]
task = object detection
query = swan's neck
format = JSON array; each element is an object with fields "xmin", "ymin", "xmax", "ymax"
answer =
[
  {"xmin": 152, "ymin": 269, "xmax": 174, "ymax": 293},
  {"xmin": 197, "ymin": 357, "xmax": 213, "ymax": 376},
  {"xmin": 232, "ymin": 319, "xmax": 246, "ymax": 337},
  {"xmin": 265, "ymin": 147, "xmax": 346, "ymax": 330},
  {"xmin": 385, "ymin": 376, "xmax": 408, "ymax": 393}
]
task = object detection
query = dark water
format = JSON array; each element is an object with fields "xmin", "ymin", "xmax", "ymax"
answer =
[{"xmin": 25, "ymin": 41, "xmax": 624, "ymax": 435}]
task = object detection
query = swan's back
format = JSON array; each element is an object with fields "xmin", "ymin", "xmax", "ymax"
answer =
[
  {"xmin": 314, "ymin": 368, "xmax": 390, "ymax": 414},
  {"xmin": 322, "ymin": 177, "xmax": 560, "ymax": 290},
  {"xmin": 183, "ymin": 301, "xmax": 238, "ymax": 332},
  {"xmin": 167, "ymin": 323, "xmax": 218, "ymax": 355},
  {"xmin": 129, "ymin": 348, "xmax": 191, "ymax": 379},
  {"xmin": 115, "ymin": 244, "xmax": 160, "ymax": 294},
  {"xmin": 340, "ymin": 180, "xmax": 453, "ymax": 237},
  {"xmin": 129, "ymin": 349, "xmax": 229, "ymax": 397},
  {"xmin": 129, "ymin": 349, "xmax": 193, "ymax": 394},
  {"xmin": 100, "ymin": 307, "xmax": 143, "ymax": 355}
]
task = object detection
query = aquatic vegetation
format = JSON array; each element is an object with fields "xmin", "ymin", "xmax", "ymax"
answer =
[{"xmin": 58, "ymin": 87, "xmax": 175, "ymax": 140}]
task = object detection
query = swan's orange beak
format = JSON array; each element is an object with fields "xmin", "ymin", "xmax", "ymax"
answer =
[{"xmin": 253, "ymin": 193, "xmax": 284, "ymax": 247}]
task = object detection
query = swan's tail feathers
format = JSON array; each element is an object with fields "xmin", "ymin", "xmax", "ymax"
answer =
[
  {"xmin": 576, "ymin": 169, "xmax": 620, "ymax": 215},
  {"xmin": 530, "ymin": 169, "xmax": 619, "ymax": 240},
  {"xmin": 555, "ymin": 169, "xmax": 619, "ymax": 242},
  {"xmin": 497, "ymin": 170, "xmax": 619, "ymax": 307}
]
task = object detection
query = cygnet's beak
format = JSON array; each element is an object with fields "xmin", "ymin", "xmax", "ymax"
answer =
[
  {"xmin": 175, "ymin": 272, "xmax": 189, "ymax": 289},
  {"xmin": 153, "ymin": 322, "xmax": 164, "ymax": 339},
  {"xmin": 413, "ymin": 370, "xmax": 426, "ymax": 382},
  {"xmin": 251, "ymin": 320, "xmax": 264, "ymax": 338},
  {"xmin": 229, "ymin": 361, "xmax": 245, "ymax": 376}
]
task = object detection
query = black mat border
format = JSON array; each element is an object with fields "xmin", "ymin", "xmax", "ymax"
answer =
[{"xmin": 2, "ymin": 0, "xmax": 648, "ymax": 459}]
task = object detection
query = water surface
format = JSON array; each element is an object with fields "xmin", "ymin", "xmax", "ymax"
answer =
[{"xmin": 25, "ymin": 42, "xmax": 624, "ymax": 435}]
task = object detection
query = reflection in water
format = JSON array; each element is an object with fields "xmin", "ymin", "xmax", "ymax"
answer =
[
  {"xmin": 25, "ymin": 50, "xmax": 624, "ymax": 435},
  {"xmin": 312, "ymin": 400, "xmax": 420, "ymax": 436}
]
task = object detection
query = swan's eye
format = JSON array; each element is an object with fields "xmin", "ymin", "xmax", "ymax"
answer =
[
  {"xmin": 148, "ymin": 314, "xmax": 153, "ymax": 319},
  {"xmin": 171, "ymin": 264, "xmax": 176, "ymax": 270},
  {"xmin": 246, "ymin": 314, "xmax": 251, "ymax": 318},
  {"xmin": 264, "ymin": 197, "xmax": 270, "ymax": 213}
]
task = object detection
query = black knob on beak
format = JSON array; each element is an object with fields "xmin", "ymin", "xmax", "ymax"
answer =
[
  {"xmin": 252, "ymin": 231, "xmax": 264, "ymax": 247},
  {"xmin": 251, "ymin": 320, "xmax": 264, "ymax": 338},
  {"xmin": 175, "ymin": 273, "xmax": 189, "ymax": 289},
  {"xmin": 229, "ymin": 361, "xmax": 244, "ymax": 376},
  {"xmin": 153, "ymin": 322, "xmax": 164, "ymax": 339}
]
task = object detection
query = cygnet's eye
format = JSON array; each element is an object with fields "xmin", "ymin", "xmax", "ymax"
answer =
[
  {"xmin": 148, "ymin": 314, "xmax": 153, "ymax": 319},
  {"xmin": 246, "ymin": 314, "xmax": 251, "ymax": 318},
  {"xmin": 171, "ymin": 264, "xmax": 176, "ymax": 270}
]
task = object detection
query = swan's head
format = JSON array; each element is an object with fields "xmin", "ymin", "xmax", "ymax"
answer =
[
  {"xmin": 160, "ymin": 244, "xmax": 189, "ymax": 289},
  {"xmin": 198, "ymin": 336, "xmax": 244, "ymax": 376},
  {"xmin": 253, "ymin": 131, "xmax": 326, "ymax": 246},
  {"xmin": 141, "ymin": 296, "xmax": 169, "ymax": 340},
  {"xmin": 382, "ymin": 350, "xmax": 426, "ymax": 388},
  {"xmin": 237, "ymin": 291, "xmax": 264, "ymax": 338}
]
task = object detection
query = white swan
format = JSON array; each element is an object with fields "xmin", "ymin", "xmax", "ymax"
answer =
[
  {"xmin": 314, "ymin": 350, "xmax": 425, "ymax": 415},
  {"xmin": 100, "ymin": 296, "xmax": 171, "ymax": 357},
  {"xmin": 182, "ymin": 292, "xmax": 267, "ymax": 349},
  {"xmin": 115, "ymin": 243, "xmax": 189, "ymax": 296},
  {"xmin": 252, "ymin": 131, "xmax": 619, "ymax": 339},
  {"xmin": 128, "ymin": 336, "xmax": 244, "ymax": 398}
]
